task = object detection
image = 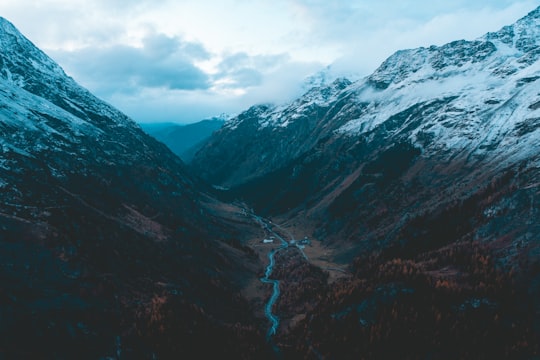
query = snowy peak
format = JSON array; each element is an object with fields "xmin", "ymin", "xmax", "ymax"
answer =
[
  {"xmin": 225, "ymin": 77, "xmax": 352, "ymax": 130},
  {"xmin": 208, "ymin": 112, "xmax": 234, "ymax": 123},
  {"xmin": 0, "ymin": 17, "xmax": 134, "ymax": 129},
  {"xmin": 368, "ymin": 6, "xmax": 540, "ymax": 90},
  {"xmin": 336, "ymin": 7, "xmax": 540, "ymax": 169},
  {"xmin": 484, "ymin": 5, "xmax": 540, "ymax": 55},
  {"xmin": 193, "ymin": 6, "xmax": 540, "ymax": 188},
  {"xmin": 0, "ymin": 16, "xmax": 20, "ymax": 37},
  {"xmin": 307, "ymin": 77, "xmax": 352, "ymax": 98},
  {"xmin": 302, "ymin": 65, "xmax": 359, "ymax": 90},
  {"xmin": 0, "ymin": 17, "xmax": 67, "ymax": 86},
  {"xmin": 0, "ymin": 16, "xmax": 204, "ymax": 234},
  {"xmin": 0, "ymin": 17, "xmax": 180, "ymax": 190},
  {"xmin": 368, "ymin": 40, "xmax": 498, "ymax": 89}
]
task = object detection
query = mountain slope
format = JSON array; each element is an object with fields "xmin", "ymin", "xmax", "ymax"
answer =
[
  {"xmin": 193, "ymin": 7, "xmax": 540, "ymax": 188},
  {"xmin": 192, "ymin": 6, "xmax": 540, "ymax": 231},
  {"xmin": 190, "ymin": 8, "xmax": 540, "ymax": 357},
  {"xmin": 191, "ymin": 78, "xmax": 353, "ymax": 186},
  {"xmin": 0, "ymin": 17, "xmax": 269, "ymax": 358}
]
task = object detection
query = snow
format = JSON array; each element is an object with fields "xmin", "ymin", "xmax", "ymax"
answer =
[
  {"xmin": 1, "ymin": 7, "xmax": 539, "ymax": 180},
  {"xmin": 0, "ymin": 16, "xmax": 136, "ymax": 132},
  {"xmin": 0, "ymin": 73, "xmax": 106, "ymax": 167},
  {"xmin": 302, "ymin": 65, "xmax": 360, "ymax": 91},
  {"xmin": 225, "ymin": 78, "xmax": 352, "ymax": 130},
  {"xmin": 0, "ymin": 15, "xmax": 150, "ymax": 173},
  {"xmin": 220, "ymin": 7, "xmax": 540, "ymax": 175},
  {"xmin": 329, "ymin": 10, "xmax": 540, "ymax": 166},
  {"xmin": 0, "ymin": 77, "xmax": 100, "ymax": 137}
]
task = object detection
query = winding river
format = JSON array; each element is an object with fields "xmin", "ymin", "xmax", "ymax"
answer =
[{"xmin": 253, "ymin": 215, "xmax": 289, "ymax": 338}]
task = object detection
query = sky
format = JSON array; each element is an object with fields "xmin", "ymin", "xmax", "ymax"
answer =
[{"xmin": 0, "ymin": 1, "xmax": 538, "ymax": 124}]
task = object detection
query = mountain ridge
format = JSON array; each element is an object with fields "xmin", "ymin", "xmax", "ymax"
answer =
[
  {"xmin": 192, "ymin": 6, "xmax": 540, "ymax": 189},
  {"xmin": 0, "ymin": 17, "xmax": 270, "ymax": 358}
]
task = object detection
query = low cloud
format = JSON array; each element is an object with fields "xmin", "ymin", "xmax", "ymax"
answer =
[
  {"xmin": 212, "ymin": 52, "xmax": 292, "ymax": 89},
  {"xmin": 108, "ymin": 58, "xmax": 323, "ymax": 124},
  {"xmin": 50, "ymin": 31, "xmax": 323, "ymax": 123},
  {"xmin": 51, "ymin": 32, "xmax": 211, "ymax": 97}
]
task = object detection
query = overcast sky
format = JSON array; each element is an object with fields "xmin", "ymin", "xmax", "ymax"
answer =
[{"xmin": 1, "ymin": 1, "xmax": 538, "ymax": 123}]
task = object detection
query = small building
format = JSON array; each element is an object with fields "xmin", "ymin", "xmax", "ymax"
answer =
[{"xmin": 263, "ymin": 239, "xmax": 274, "ymax": 244}]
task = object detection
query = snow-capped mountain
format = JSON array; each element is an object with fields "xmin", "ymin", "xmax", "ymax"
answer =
[
  {"xmin": 190, "ymin": 12, "xmax": 540, "ymax": 356},
  {"xmin": 193, "ymin": 6, "xmax": 539, "ymax": 186},
  {"xmin": 301, "ymin": 64, "xmax": 360, "ymax": 91},
  {"xmin": 226, "ymin": 78, "xmax": 351, "ymax": 130},
  {"xmin": 0, "ymin": 17, "xmax": 134, "ymax": 130},
  {"xmin": 0, "ymin": 17, "xmax": 266, "ymax": 358},
  {"xmin": 0, "ymin": 17, "xmax": 163, "ymax": 170},
  {"xmin": 191, "ymin": 6, "xmax": 540, "ymax": 250},
  {"xmin": 338, "ymin": 6, "xmax": 540, "ymax": 166},
  {"xmin": 0, "ymin": 15, "xmax": 202, "ymax": 239},
  {"xmin": 192, "ymin": 77, "xmax": 353, "ymax": 186}
]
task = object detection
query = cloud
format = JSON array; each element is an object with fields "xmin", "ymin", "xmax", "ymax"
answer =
[
  {"xmin": 212, "ymin": 52, "xmax": 292, "ymax": 89},
  {"xmin": 51, "ymin": 31, "xmax": 211, "ymax": 96},
  {"xmin": 2, "ymin": 0, "xmax": 538, "ymax": 123},
  {"xmin": 239, "ymin": 60, "xmax": 323, "ymax": 104},
  {"xmin": 49, "ymin": 29, "xmax": 323, "ymax": 123},
  {"xmin": 106, "ymin": 57, "xmax": 323, "ymax": 124},
  {"xmin": 296, "ymin": 1, "xmax": 540, "ymax": 76}
]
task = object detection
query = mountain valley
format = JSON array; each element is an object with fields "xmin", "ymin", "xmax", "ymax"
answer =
[
  {"xmin": 191, "ymin": 7, "xmax": 540, "ymax": 357},
  {"xmin": 1, "ymin": 6, "xmax": 540, "ymax": 359}
]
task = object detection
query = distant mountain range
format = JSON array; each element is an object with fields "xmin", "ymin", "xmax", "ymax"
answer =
[
  {"xmin": 141, "ymin": 116, "xmax": 226, "ymax": 162},
  {"xmin": 2, "ymin": 5, "xmax": 540, "ymax": 359}
]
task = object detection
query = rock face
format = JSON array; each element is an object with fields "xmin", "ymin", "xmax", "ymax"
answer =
[{"xmin": 0, "ymin": 17, "xmax": 268, "ymax": 358}]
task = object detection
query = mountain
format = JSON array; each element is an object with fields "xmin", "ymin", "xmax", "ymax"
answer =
[
  {"xmin": 141, "ymin": 116, "xmax": 226, "ymax": 162},
  {"xmin": 3, "ymin": 6, "xmax": 540, "ymax": 357},
  {"xmin": 192, "ymin": 5, "xmax": 540, "ymax": 233},
  {"xmin": 301, "ymin": 64, "xmax": 360, "ymax": 91},
  {"xmin": 0, "ymin": 17, "xmax": 270, "ymax": 358},
  {"xmin": 193, "ymin": 7, "xmax": 540, "ymax": 188},
  {"xmin": 190, "ymin": 77, "xmax": 353, "ymax": 187},
  {"xmin": 191, "ymin": 7, "xmax": 540, "ymax": 357}
]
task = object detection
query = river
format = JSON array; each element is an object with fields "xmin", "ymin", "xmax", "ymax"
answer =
[{"xmin": 252, "ymin": 214, "xmax": 289, "ymax": 338}]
